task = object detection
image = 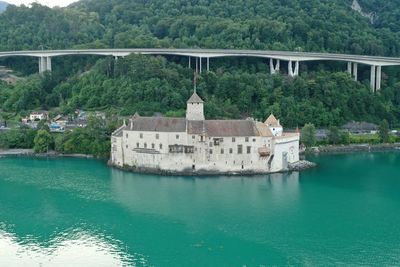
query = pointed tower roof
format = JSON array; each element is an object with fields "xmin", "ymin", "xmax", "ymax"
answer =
[
  {"xmin": 187, "ymin": 92, "xmax": 204, "ymax": 103},
  {"xmin": 132, "ymin": 112, "xmax": 140, "ymax": 119},
  {"xmin": 264, "ymin": 114, "xmax": 281, "ymax": 127}
]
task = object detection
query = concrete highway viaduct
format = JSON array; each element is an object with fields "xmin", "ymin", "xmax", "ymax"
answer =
[{"xmin": 1, "ymin": 48, "xmax": 400, "ymax": 92}]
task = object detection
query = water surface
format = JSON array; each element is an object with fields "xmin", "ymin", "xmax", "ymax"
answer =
[{"xmin": 0, "ymin": 152, "xmax": 399, "ymax": 266}]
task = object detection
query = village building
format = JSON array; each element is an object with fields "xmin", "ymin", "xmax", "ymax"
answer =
[
  {"xmin": 110, "ymin": 92, "xmax": 300, "ymax": 175},
  {"xmin": 342, "ymin": 121, "xmax": 378, "ymax": 135},
  {"xmin": 29, "ymin": 111, "xmax": 49, "ymax": 121}
]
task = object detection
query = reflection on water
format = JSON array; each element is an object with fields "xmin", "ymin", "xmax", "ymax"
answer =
[
  {"xmin": 0, "ymin": 228, "xmax": 137, "ymax": 267},
  {"xmin": 110, "ymin": 170, "xmax": 300, "ymax": 220}
]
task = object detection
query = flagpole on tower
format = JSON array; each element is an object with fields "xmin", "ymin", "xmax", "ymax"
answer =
[{"xmin": 193, "ymin": 71, "xmax": 197, "ymax": 94}]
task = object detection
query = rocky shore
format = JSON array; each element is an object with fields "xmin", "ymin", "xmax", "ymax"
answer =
[
  {"xmin": 288, "ymin": 160, "xmax": 317, "ymax": 171},
  {"xmin": 0, "ymin": 149, "xmax": 94, "ymax": 158}
]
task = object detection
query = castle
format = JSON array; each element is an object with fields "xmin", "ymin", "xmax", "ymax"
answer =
[{"xmin": 110, "ymin": 92, "xmax": 300, "ymax": 175}]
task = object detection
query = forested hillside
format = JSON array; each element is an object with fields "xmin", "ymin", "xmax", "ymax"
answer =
[{"xmin": 0, "ymin": 0, "xmax": 400, "ymax": 127}]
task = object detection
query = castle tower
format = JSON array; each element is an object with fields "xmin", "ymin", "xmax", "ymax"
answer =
[
  {"xmin": 186, "ymin": 92, "xmax": 205, "ymax": 121},
  {"xmin": 265, "ymin": 114, "xmax": 283, "ymax": 136}
]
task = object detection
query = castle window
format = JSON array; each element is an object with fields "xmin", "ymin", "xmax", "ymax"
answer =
[
  {"xmin": 126, "ymin": 133, "xmax": 128, "ymax": 138},
  {"xmin": 192, "ymin": 135, "xmax": 195, "ymax": 139},
  {"xmin": 232, "ymin": 137, "xmax": 236, "ymax": 142},
  {"xmin": 136, "ymin": 143, "xmax": 139, "ymax": 148},
  {"xmin": 253, "ymin": 138, "xmax": 256, "ymax": 142},
  {"xmin": 144, "ymin": 143, "xmax": 147, "ymax": 148},
  {"xmin": 184, "ymin": 146, "xmax": 194, "ymax": 153},
  {"xmin": 209, "ymin": 142, "xmax": 213, "ymax": 147},
  {"xmin": 126, "ymin": 145, "xmax": 128, "ymax": 149},
  {"xmin": 209, "ymin": 149, "xmax": 213, "ymax": 154},
  {"xmin": 245, "ymin": 137, "xmax": 249, "ymax": 142},
  {"xmin": 176, "ymin": 134, "xmax": 179, "ymax": 139},
  {"xmin": 247, "ymin": 146, "xmax": 251, "ymax": 154},
  {"xmin": 229, "ymin": 148, "xmax": 233, "ymax": 154},
  {"xmin": 156, "ymin": 134, "xmax": 159, "ymax": 139},
  {"xmin": 221, "ymin": 149, "xmax": 224, "ymax": 154},
  {"xmin": 140, "ymin": 133, "xmax": 143, "ymax": 138},
  {"xmin": 238, "ymin": 145, "xmax": 243, "ymax": 154},
  {"xmin": 152, "ymin": 143, "xmax": 155, "ymax": 149}
]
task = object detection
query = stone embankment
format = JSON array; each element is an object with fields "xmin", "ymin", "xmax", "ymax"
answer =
[
  {"xmin": 0, "ymin": 149, "xmax": 93, "ymax": 158},
  {"xmin": 312, "ymin": 143, "xmax": 400, "ymax": 154},
  {"xmin": 288, "ymin": 161, "xmax": 317, "ymax": 172}
]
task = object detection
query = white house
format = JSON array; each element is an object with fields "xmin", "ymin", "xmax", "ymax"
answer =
[
  {"xmin": 110, "ymin": 92, "xmax": 300, "ymax": 175},
  {"xmin": 30, "ymin": 111, "xmax": 49, "ymax": 121}
]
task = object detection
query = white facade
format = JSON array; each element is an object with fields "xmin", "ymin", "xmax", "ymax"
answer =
[
  {"xmin": 110, "ymin": 93, "xmax": 300, "ymax": 175},
  {"xmin": 30, "ymin": 111, "xmax": 48, "ymax": 121}
]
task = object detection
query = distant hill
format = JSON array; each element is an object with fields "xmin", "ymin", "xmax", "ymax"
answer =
[{"xmin": 0, "ymin": 1, "xmax": 8, "ymax": 12}]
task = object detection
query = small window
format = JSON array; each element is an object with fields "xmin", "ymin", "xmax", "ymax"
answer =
[
  {"xmin": 126, "ymin": 133, "xmax": 128, "ymax": 138},
  {"xmin": 156, "ymin": 133, "xmax": 159, "ymax": 139},
  {"xmin": 238, "ymin": 145, "xmax": 243, "ymax": 154},
  {"xmin": 140, "ymin": 133, "xmax": 143, "ymax": 139},
  {"xmin": 209, "ymin": 142, "xmax": 213, "ymax": 147},
  {"xmin": 152, "ymin": 143, "xmax": 155, "ymax": 149},
  {"xmin": 247, "ymin": 146, "xmax": 251, "ymax": 154},
  {"xmin": 245, "ymin": 137, "xmax": 249, "ymax": 142},
  {"xmin": 160, "ymin": 144, "xmax": 163, "ymax": 149},
  {"xmin": 232, "ymin": 137, "xmax": 236, "ymax": 142},
  {"xmin": 253, "ymin": 138, "xmax": 256, "ymax": 142},
  {"xmin": 144, "ymin": 143, "xmax": 147, "ymax": 148},
  {"xmin": 221, "ymin": 149, "xmax": 224, "ymax": 154},
  {"xmin": 192, "ymin": 135, "xmax": 195, "ymax": 139},
  {"xmin": 126, "ymin": 145, "xmax": 128, "ymax": 149},
  {"xmin": 209, "ymin": 149, "xmax": 213, "ymax": 154},
  {"xmin": 136, "ymin": 143, "xmax": 139, "ymax": 148},
  {"xmin": 229, "ymin": 148, "xmax": 233, "ymax": 154},
  {"xmin": 176, "ymin": 134, "xmax": 179, "ymax": 139}
]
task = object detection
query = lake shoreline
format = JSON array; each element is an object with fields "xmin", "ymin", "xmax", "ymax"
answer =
[
  {"xmin": 0, "ymin": 149, "xmax": 95, "ymax": 159},
  {"xmin": 310, "ymin": 143, "xmax": 400, "ymax": 154},
  {"xmin": 107, "ymin": 160, "xmax": 317, "ymax": 177}
]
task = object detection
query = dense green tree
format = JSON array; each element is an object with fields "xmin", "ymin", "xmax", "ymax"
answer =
[
  {"xmin": 378, "ymin": 119, "xmax": 390, "ymax": 143},
  {"xmin": 328, "ymin": 126, "xmax": 341, "ymax": 145},
  {"xmin": 301, "ymin": 123, "xmax": 317, "ymax": 148},
  {"xmin": 0, "ymin": 0, "xmax": 400, "ymax": 133},
  {"xmin": 33, "ymin": 129, "xmax": 52, "ymax": 153}
]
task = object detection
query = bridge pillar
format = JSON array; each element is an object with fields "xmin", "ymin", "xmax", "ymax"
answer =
[
  {"xmin": 347, "ymin": 62, "xmax": 357, "ymax": 81},
  {"xmin": 38, "ymin": 57, "xmax": 43, "ymax": 73},
  {"xmin": 352, "ymin": 63, "xmax": 358, "ymax": 81},
  {"xmin": 195, "ymin": 57, "xmax": 198, "ymax": 73},
  {"xmin": 189, "ymin": 56, "xmax": 191, "ymax": 69},
  {"xmin": 376, "ymin": 66, "xmax": 382, "ymax": 91},
  {"xmin": 199, "ymin": 57, "xmax": 202, "ymax": 73},
  {"xmin": 46, "ymin": 57, "xmax": 52, "ymax": 71},
  {"xmin": 39, "ymin": 57, "xmax": 52, "ymax": 73},
  {"xmin": 288, "ymin": 60, "xmax": 299, "ymax": 77},
  {"xmin": 295, "ymin": 61, "xmax": 299, "ymax": 76},
  {"xmin": 370, "ymin": 65, "xmax": 376, "ymax": 92},
  {"xmin": 207, "ymin": 57, "xmax": 210, "ymax": 72},
  {"xmin": 269, "ymin": 59, "xmax": 280, "ymax": 74}
]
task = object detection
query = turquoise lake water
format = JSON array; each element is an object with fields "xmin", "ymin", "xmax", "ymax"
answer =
[{"xmin": 0, "ymin": 152, "xmax": 399, "ymax": 266}]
